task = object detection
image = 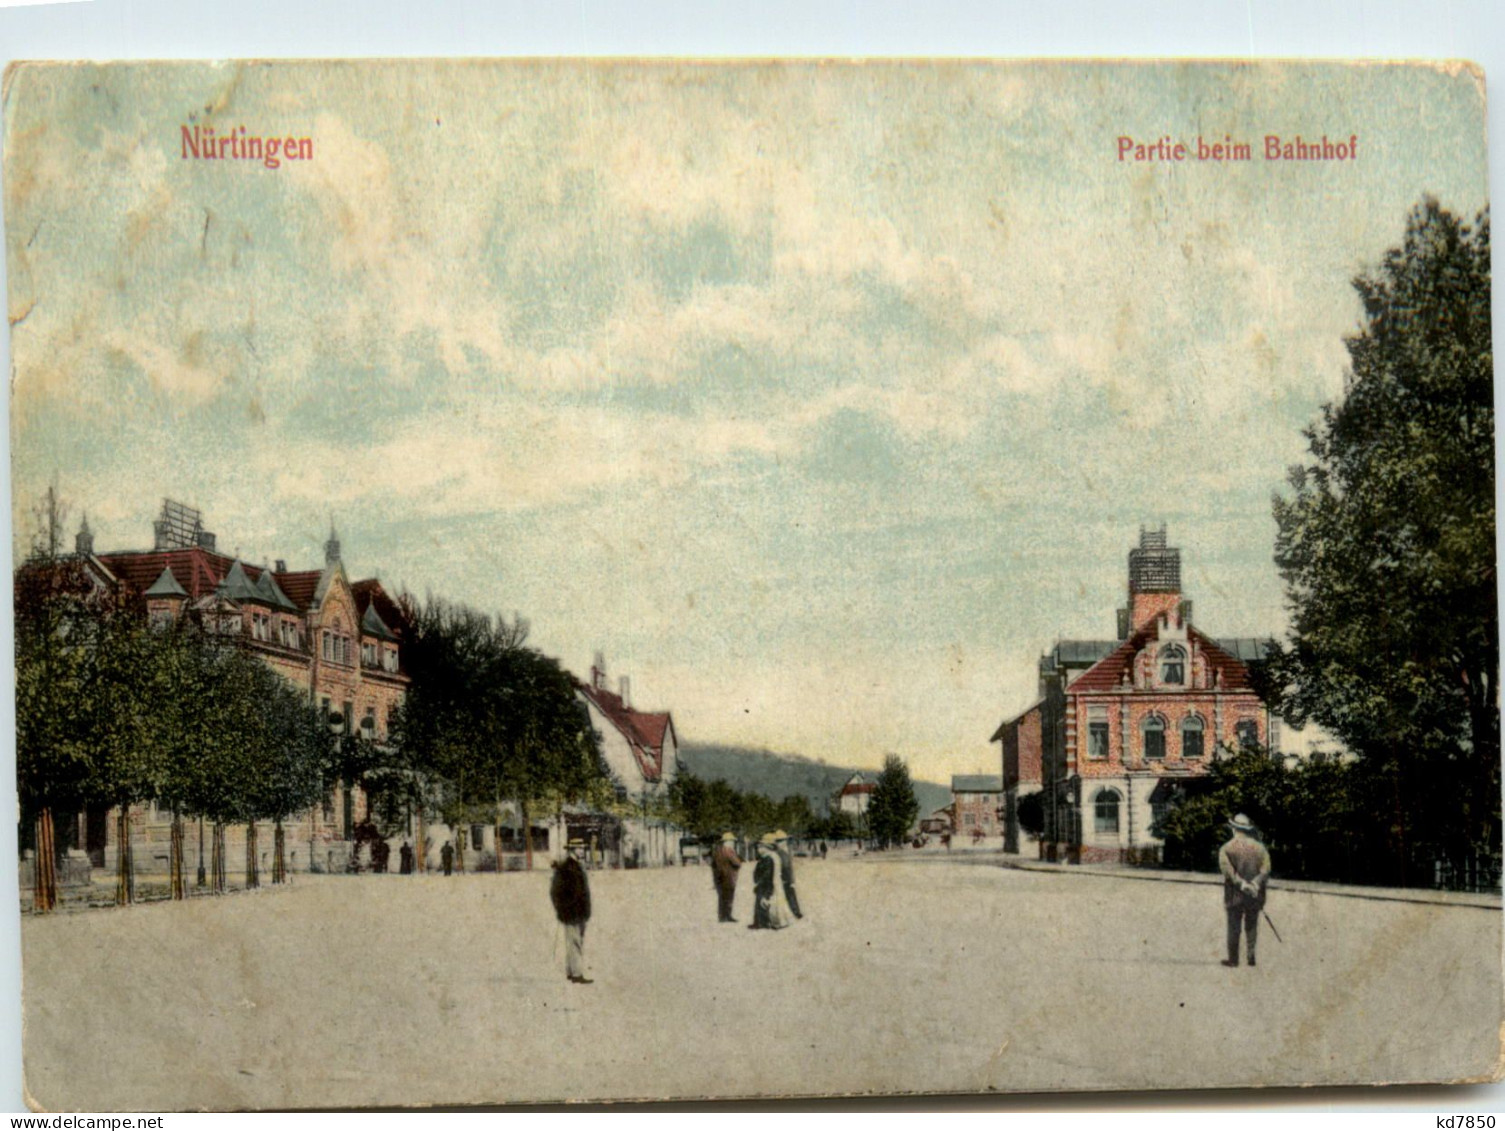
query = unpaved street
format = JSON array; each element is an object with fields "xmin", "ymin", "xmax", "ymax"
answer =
[{"xmin": 21, "ymin": 856, "xmax": 1501, "ymax": 1110}]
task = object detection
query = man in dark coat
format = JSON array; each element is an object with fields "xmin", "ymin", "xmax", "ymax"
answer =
[
  {"xmin": 399, "ymin": 841, "xmax": 414, "ymax": 875},
  {"xmin": 773, "ymin": 830, "xmax": 803, "ymax": 919},
  {"xmin": 550, "ymin": 839, "xmax": 593, "ymax": 983},
  {"xmin": 1218, "ymin": 813, "xmax": 1272, "ymax": 968},
  {"xmin": 711, "ymin": 832, "xmax": 742, "ymax": 922},
  {"xmin": 440, "ymin": 840, "xmax": 454, "ymax": 876}
]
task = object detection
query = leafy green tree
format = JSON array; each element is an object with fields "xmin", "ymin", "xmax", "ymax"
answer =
[
  {"xmin": 867, "ymin": 754, "xmax": 920, "ymax": 848},
  {"xmin": 1261, "ymin": 199, "xmax": 1496, "ymax": 882},
  {"xmin": 391, "ymin": 595, "xmax": 606, "ymax": 871}
]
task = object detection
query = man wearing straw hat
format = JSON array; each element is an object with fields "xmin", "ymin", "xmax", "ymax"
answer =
[
  {"xmin": 550, "ymin": 839, "xmax": 593, "ymax": 984},
  {"xmin": 1218, "ymin": 813, "xmax": 1272, "ymax": 968},
  {"xmin": 711, "ymin": 831, "xmax": 742, "ymax": 923}
]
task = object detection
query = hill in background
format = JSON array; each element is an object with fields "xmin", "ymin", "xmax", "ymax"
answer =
[{"xmin": 678, "ymin": 742, "xmax": 954, "ymax": 818}]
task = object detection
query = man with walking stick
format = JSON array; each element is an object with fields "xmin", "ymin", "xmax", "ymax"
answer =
[
  {"xmin": 1218, "ymin": 813, "xmax": 1272, "ymax": 968},
  {"xmin": 551, "ymin": 839, "xmax": 593, "ymax": 984}
]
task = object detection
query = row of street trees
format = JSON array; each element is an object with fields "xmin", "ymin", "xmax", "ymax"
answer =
[
  {"xmin": 16, "ymin": 492, "xmax": 332, "ymax": 909},
  {"xmin": 15, "ymin": 492, "xmax": 611, "ymax": 911},
  {"xmin": 1161, "ymin": 199, "xmax": 1497, "ymax": 888}
]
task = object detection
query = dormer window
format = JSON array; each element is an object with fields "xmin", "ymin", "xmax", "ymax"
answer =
[{"xmin": 1159, "ymin": 644, "xmax": 1186, "ymax": 686}]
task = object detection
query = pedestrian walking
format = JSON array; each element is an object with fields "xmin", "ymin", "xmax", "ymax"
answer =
[
  {"xmin": 1218, "ymin": 813, "xmax": 1272, "ymax": 968},
  {"xmin": 773, "ymin": 829, "xmax": 803, "ymax": 919},
  {"xmin": 441, "ymin": 840, "xmax": 454, "ymax": 876},
  {"xmin": 749, "ymin": 834, "xmax": 794, "ymax": 931},
  {"xmin": 399, "ymin": 841, "xmax": 414, "ymax": 874},
  {"xmin": 711, "ymin": 831, "xmax": 742, "ymax": 922},
  {"xmin": 551, "ymin": 839, "xmax": 593, "ymax": 983}
]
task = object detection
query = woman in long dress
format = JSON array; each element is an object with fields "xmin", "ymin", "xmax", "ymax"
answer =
[{"xmin": 750, "ymin": 836, "xmax": 794, "ymax": 930}]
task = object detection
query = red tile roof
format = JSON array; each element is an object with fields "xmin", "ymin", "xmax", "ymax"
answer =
[
  {"xmin": 1067, "ymin": 625, "xmax": 1254, "ymax": 693},
  {"xmin": 95, "ymin": 547, "xmax": 348, "ymax": 616},
  {"xmin": 577, "ymin": 681, "xmax": 674, "ymax": 783}
]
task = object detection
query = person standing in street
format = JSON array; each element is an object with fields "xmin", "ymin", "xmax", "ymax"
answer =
[
  {"xmin": 773, "ymin": 830, "xmax": 803, "ymax": 919},
  {"xmin": 551, "ymin": 839, "xmax": 593, "ymax": 983},
  {"xmin": 711, "ymin": 831, "xmax": 742, "ymax": 922},
  {"xmin": 749, "ymin": 834, "xmax": 794, "ymax": 930},
  {"xmin": 1218, "ymin": 813, "xmax": 1272, "ymax": 968},
  {"xmin": 440, "ymin": 840, "xmax": 454, "ymax": 876}
]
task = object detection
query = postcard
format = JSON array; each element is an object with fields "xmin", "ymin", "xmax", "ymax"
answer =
[{"xmin": 2, "ymin": 59, "xmax": 1498, "ymax": 1110}]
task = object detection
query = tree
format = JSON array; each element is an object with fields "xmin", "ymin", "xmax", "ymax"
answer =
[
  {"xmin": 1015, "ymin": 791, "xmax": 1045, "ymax": 840},
  {"xmin": 867, "ymin": 754, "xmax": 919, "ymax": 848},
  {"xmin": 1262, "ymin": 199, "xmax": 1496, "ymax": 881},
  {"xmin": 391, "ymin": 595, "xmax": 606, "ymax": 871}
]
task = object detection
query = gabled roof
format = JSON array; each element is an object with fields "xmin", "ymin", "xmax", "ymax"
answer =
[
  {"xmin": 1068, "ymin": 625, "xmax": 1255, "ymax": 693},
  {"xmin": 143, "ymin": 566, "xmax": 188, "ymax": 598},
  {"xmin": 352, "ymin": 579, "xmax": 407, "ymax": 639},
  {"xmin": 216, "ymin": 560, "xmax": 261, "ymax": 603},
  {"xmin": 990, "ymin": 697, "xmax": 1044, "ymax": 742},
  {"xmin": 952, "ymin": 774, "xmax": 1003, "ymax": 793},
  {"xmin": 360, "ymin": 601, "xmax": 397, "ymax": 642},
  {"xmin": 577, "ymin": 681, "xmax": 675, "ymax": 784},
  {"xmin": 253, "ymin": 567, "xmax": 299, "ymax": 612}
]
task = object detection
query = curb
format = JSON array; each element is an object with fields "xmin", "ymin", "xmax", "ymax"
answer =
[{"xmin": 993, "ymin": 856, "xmax": 1502, "ymax": 910}]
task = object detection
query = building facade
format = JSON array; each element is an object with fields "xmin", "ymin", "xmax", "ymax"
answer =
[
  {"xmin": 950, "ymin": 775, "xmax": 1004, "ymax": 841},
  {"xmin": 993, "ymin": 526, "xmax": 1276, "ymax": 864},
  {"xmin": 68, "ymin": 500, "xmax": 410, "ymax": 874},
  {"xmin": 576, "ymin": 652, "xmax": 681, "ymax": 867}
]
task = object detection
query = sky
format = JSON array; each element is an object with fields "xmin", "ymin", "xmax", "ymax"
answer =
[{"xmin": 3, "ymin": 59, "xmax": 1489, "ymax": 784}]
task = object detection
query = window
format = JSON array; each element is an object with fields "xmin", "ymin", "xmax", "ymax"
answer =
[
  {"xmin": 149, "ymin": 608, "xmax": 174, "ymax": 632},
  {"xmin": 1236, "ymin": 719, "xmax": 1259, "ymax": 752},
  {"xmin": 1087, "ymin": 705, "xmax": 1110, "ymax": 760},
  {"xmin": 343, "ymin": 701, "xmax": 354, "ymax": 735},
  {"xmin": 361, "ymin": 707, "xmax": 377, "ymax": 739},
  {"xmin": 1093, "ymin": 789, "xmax": 1121, "ymax": 835},
  {"xmin": 384, "ymin": 647, "xmax": 399, "ymax": 672},
  {"xmin": 1160, "ymin": 644, "xmax": 1186, "ymax": 685},
  {"xmin": 962, "ymin": 812, "xmax": 975, "ymax": 828},
  {"xmin": 361, "ymin": 641, "xmax": 376, "ymax": 667},
  {"xmin": 1181, "ymin": 715, "xmax": 1205, "ymax": 760},
  {"xmin": 1142, "ymin": 714, "xmax": 1166, "ymax": 760},
  {"xmin": 470, "ymin": 824, "xmax": 486, "ymax": 852},
  {"xmin": 322, "ymin": 632, "xmax": 332, "ymax": 661}
]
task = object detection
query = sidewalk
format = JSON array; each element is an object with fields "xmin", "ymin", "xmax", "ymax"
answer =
[{"xmin": 993, "ymin": 854, "xmax": 1502, "ymax": 910}]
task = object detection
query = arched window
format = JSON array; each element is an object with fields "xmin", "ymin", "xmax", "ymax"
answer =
[
  {"xmin": 1160, "ymin": 644, "xmax": 1186, "ymax": 685},
  {"xmin": 1142, "ymin": 714, "xmax": 1166, "ymax": 760},
  {"xmin": 1181, "ymin": 714, "xmax": 1205, "ymax": 760},
  {"xmin": 1093, "ymin": 789, "xmax": 1121, "ymax": 835}
]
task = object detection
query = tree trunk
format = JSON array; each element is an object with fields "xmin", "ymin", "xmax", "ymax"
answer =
[
  {"xmin": 170, "ymin": 814, "xmax": 185, "ymax": 900},
  {"xmin": 32, "ymin": 807, "xmax": 57, "ymax": 914},
  {"xmin": 522, "ymin": 798, "xmax": 534, "ymax": 872},
  {"xmin": 245, "ymin": 823, "xmax": 260, "ymax": 889},
  {"xmin": 415, "ymin": 807, "xmax": 426, "ymax": 874},
  {"xmin": 272, "ymin": 820, "xmax": 287, "ymax": 884},
  {"xmin": 454, "ymin": 826, "xmax": 466, "ymax": 874},
  {"xmin": 212, "ymin": 822, "xmax": 227, "ymax": 893},
  {"xmin": 115, "ymin": 807, "xmax": 134, "ymax": 906}
]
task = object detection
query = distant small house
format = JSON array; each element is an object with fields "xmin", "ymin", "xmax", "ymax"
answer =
[
  {"xmin": 835, "ymin": 771, "xmax": 874, "ymax": 818},
  {"xmin": 950, "ymin": 775, "xmax": 1004, "ymax": 839}
]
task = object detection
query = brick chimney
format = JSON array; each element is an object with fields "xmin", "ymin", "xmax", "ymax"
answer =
[
  {"xmin": 591, "ymin": 651, "xmax": 607, "ymax": 691},
  {"xmin": 618, "ymin": 675, "xmax": 631, "ymax": 709},
  {"xmin": 1123, "ymin": 524, "xmax": 1182, "ymax": 634}
]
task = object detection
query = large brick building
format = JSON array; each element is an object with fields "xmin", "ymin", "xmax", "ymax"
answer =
[
  {"xmin": 993, "ymin": 526, "xmax": 1274, "ymax": 863},
  {"xmin": 69, "ymin": 500, "xmax": 410, "ymax": 875}
]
